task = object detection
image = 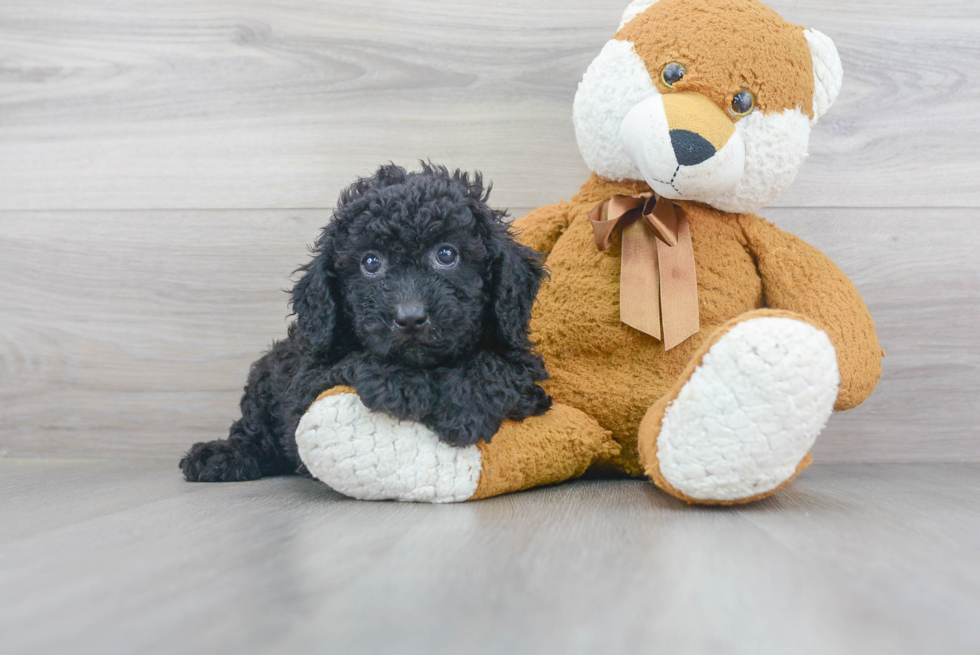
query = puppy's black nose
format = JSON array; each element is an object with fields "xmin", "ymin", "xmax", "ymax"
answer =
[{"xmin": 394, "ymin": 304, "xmax": 428, "ymax": 331}]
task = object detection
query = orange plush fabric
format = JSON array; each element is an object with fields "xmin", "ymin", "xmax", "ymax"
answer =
[
  {"xmin": 514, "ymin": 179, "xmax": 880, "ymax": 477},
  {"xmin": 737, "ymin": 217, "xmax": 883, "ymax": 410},
  {"xmin": 503, "ymin": 0, "xmax": 881, "ymax": 488},
  {"xmin": 471, "ymin": 404, "xmax": 618, "ymax": 500},
  {"xmin": 617, "ymin": 0, "xmax": 816, "ymax": 117}
]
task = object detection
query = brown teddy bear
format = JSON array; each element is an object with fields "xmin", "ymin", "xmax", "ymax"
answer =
[{"xmin": 295, "ymin": 0, "xmax": 882, "ymax": 505}]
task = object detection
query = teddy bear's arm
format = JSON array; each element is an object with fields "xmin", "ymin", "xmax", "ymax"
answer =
[
  {"xmin": 510, "ymin": 201, "xmax": 574, "ymax": 255},
  {"xmin": 738, "ymin": 216, "xmax": 882, "ymax": 411}
]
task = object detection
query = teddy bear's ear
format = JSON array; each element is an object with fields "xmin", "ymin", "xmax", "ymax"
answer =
[
  {"xmin": 804, "ymin": 28, "xmax": 843, "ymax": 124},
  {"xmin": 618, "ymin": 0, "xmax": 659, "ymax": 30}
]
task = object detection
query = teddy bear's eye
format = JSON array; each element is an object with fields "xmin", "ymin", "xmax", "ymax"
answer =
[
  {"xmin": 661, "ymin": 62, "xmax": 686, "ymax": 89},
  {"xmin": 730, "ymin": 90, "xmax": 756, "ymax": 117}
]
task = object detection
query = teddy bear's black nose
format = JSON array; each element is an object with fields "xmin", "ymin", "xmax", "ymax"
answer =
[
  {"xmin": 670, "ymin": 129, "xmax": 717, "ymax": 167},
  {"xmin": 394, "ymin": 304, "xmax": 429, "ymax": 331}
]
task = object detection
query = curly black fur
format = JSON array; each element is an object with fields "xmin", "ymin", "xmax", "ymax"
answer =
[{"xmin": 181, "ymin": 163, "xmax": 551, "ymax": 482}]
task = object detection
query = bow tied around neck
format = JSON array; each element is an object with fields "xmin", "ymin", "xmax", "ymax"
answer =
[{"xmin": 588, "ymin": 193, "xmax": 700, "ymax": 350}]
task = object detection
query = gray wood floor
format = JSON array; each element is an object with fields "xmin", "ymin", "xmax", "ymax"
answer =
[{"xmin": 1, "ymin": 459, "xmax": 978, "ymax": 655}]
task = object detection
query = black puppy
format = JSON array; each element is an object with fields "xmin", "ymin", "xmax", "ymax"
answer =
[{"xmin": 181, "ymin": 163, "xmax": 551, "ymax": 482}]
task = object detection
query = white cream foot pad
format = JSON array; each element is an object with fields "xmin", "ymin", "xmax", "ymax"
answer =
[
  {"xmin": 657, "ymin": 318, "xmax": 840, "ymax": 501},
  {"xmin": 295, "ymin": 393, "xmax": 481, "ymax": 503}
]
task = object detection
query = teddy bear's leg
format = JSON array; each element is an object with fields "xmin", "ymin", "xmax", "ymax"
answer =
[
  {"xmin": 637, "ymin": 310, "xmax": 840, "ymax": 505},
  {"xmin": 295, "ymin": 387, "xmax": 617, "ymax": 503}
]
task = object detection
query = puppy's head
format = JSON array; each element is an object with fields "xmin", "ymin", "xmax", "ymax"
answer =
[{"xmin": 291, "ymin": 163, "xmax": 545, "ymax": 367}]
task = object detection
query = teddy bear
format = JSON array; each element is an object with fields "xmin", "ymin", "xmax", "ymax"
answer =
[{"xmin": 295, "ymin": 0, "xmax": 882, "ymax": 505}]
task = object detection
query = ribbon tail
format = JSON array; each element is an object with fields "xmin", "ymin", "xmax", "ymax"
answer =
[
  {"xmin": 657, "ymin": 214, "xmax": 699, "ymax": 350},
  {"xmin": 619, "ymin": 219, "xmax": 663, "ymax": 341}
]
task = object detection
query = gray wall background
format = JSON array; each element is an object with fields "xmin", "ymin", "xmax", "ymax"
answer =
[{"xmin": 1, "ymin": 0, "xmax": 978, "ymax": 462}]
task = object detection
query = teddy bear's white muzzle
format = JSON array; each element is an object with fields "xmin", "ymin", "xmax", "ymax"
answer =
[{"xmin": 620, "ymin": 93, "xmax": 745, "ymax": 201}]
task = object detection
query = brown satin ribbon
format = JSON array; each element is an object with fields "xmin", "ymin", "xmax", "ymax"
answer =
[{"xmin": 589, "ymin": 193, "xmax": 699, "ymax": 350}]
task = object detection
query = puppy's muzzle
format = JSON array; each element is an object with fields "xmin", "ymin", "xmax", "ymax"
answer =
[
  {"xmin": 393, "ymin": 303, "xmax": 428, "ymax": 332},
  {"xmin": 620, "ymin": 92, "xmax": 745, "ymax": 201}
]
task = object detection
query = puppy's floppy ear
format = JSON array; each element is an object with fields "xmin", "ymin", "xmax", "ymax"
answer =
[
  {"xmin": 291, "ymin": 231, "xmax": 339, "ymax": 360},
  {"xmin": 488, "ymin": 226, "xmax": 547, "ymax": 350}
]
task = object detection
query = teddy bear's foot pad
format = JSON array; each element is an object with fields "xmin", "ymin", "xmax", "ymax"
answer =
[
  {"xmin": 654, "ymin": 317, "xmax": 839, "ymax": 503},
  {"xmin": 295, "ymin": 393, "xmax": 481, "ymax": 503}
]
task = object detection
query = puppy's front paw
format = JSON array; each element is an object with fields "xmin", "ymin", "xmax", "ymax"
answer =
[
  {"xmin": 507, "ymin": 384, "xmax": 552, "ymax": 421},
  {"xmin": 180, "ymin": 440, "xmax": 262, "ymax": 482},
  {"xmin": 531, "ymin": 385, "xmax": 552, "ymax": 415},
  {"xmin": 426, "ymin": 410, "xmax": 503, "ymax": 448},
  {"xmin": 344, "ymin": 361, "xmax": 435, "ymax": 422}
]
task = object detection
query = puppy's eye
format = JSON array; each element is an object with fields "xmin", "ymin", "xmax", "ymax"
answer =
[
  {"xmin": 360, "ymin": 252, "xmax": 385, "ymax": 276},
  {"xmin": 661, "ymin": 62, "xmax": 685, "ymax": 89},
  {"xmin": 434, "ymin": 246, "xmax": 458, "ymax": 268},
  {"xmin": 730, "ymin": 90, "xmax": 755, "ymax": 117}
]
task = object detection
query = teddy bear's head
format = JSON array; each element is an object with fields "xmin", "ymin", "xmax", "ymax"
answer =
[{"xmin": 573, "ymin": 0, "xmax": 842, "ymax": 213}]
